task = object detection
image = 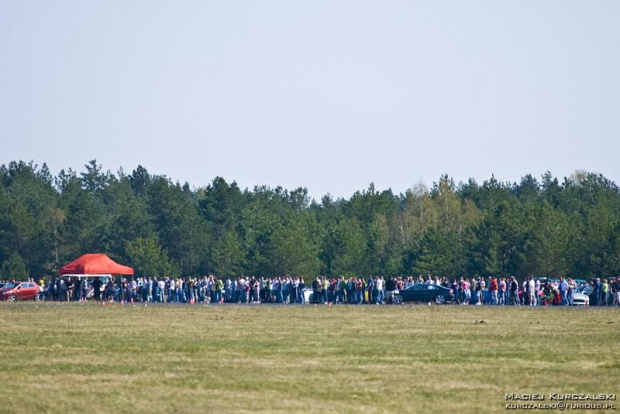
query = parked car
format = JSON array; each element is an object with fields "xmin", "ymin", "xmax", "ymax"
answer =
[
  {"xmin": 302, "ymin": 288, "xmax": 314, "ymax": 303},
  {"xmin": 0, "ymin": 282, "xmax": 41, "ymax": 301},
  {"xmin": 397, "ymin": 283, "xmax": 455, "ymax": 304},
  {"xmin": 572, "ymin": 285, "xmax": 593, "ymax": 306}
]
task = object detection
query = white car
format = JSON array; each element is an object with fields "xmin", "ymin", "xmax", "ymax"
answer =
[
  {"xmin": 572, "ymin": 285, "xmax": 592, "ymax": 306},
  {"xmin": 302, "ymin": 288, "xmax": 315, "ymax": 304}
]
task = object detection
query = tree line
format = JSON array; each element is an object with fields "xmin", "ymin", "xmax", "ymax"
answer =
[{"xmin": 1, "ymin": 160, "xmax": 619, "ymax": 280}]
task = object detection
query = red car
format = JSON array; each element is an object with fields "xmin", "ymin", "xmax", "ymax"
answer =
[{"xmin": 0, "ymin": 282, "xmax": 41, "ymax": 301}]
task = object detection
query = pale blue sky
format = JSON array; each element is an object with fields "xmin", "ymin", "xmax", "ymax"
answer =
[{"xmin": 1, "ymin": 1, "xmax": 619, "ymax": 199}]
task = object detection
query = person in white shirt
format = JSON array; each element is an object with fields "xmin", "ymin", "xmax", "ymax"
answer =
[
  {"xmin": 375, "ymin": 277, "xmax": 384, "ymax": 304},
  {"xmin": 528, "ymin": 278, "xmax": 536, "ymax": 306},
  {"xmin": 158, "ymin": 279, "xmax": 165, "ymax": 302},
  {"xmin": 168, "ymin": 279, "xmax": 175, "ymax": 303}
]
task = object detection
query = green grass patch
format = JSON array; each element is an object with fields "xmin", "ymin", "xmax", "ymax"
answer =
[{"xmin": 0, "ymin": 303, "xmax": 618, "ymax": 413}]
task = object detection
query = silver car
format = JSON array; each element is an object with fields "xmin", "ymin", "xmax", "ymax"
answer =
[{"xmin": 572, "ymin": 285, "xmax": 592, "ymax": 306}]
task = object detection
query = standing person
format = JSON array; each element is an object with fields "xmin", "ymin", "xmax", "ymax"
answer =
[
  {"xmin": 367, "ymin": 276, "xmax": 375, "ymax": 305},
  {"xmin": 72, "ymin": 278, "xmax": 81, "ymax": 302},
  {"xmin": 283, "ymin": 276, "xmax": 291, "ymax": 304},
  {"xmin": 241, "ymin": 279, "xmax": 248, "ymax": 303},
  {"xmin": 489, "ymin": 277, "xmax": 498, "ymax": 305},
  {"xmin": 327, "ymin": 278, "xmax": 336, "ymax": 304},
  {"xmin": 291, "ymin": 277, "xmax": 299, "ymax": 304},
  {"xmin": 225, "ymin": 278, "xmax": 232, "ymax": 303},
  {"xmin": 265, "ymin": 277, "xmax": 272, "ymax": 303},
  {"xmin": 593, "ymin": 278, "xmax": 602, "ymax": 306},
  {"xmin": 249, "ymin": 278, "xmax": 256, "ymax": 303},
  {"xmin": 528, "ymin": 277, "xmax": 536, "ymax": 306},
  {"xmin": 341, "ymin": 277, "xmax": 348, "ymax": 304},
  {"xmin": 150, "ymin": 278, "xmax": 158, "ymax": 303},
  {"xmin": 355, "ymin": 277, "xmax": 364, "ymax": 304},
  {"xmin": 149, "ymin": 278, "xmax": 155, "ymax": 302},
  {"xmin": 498, "ymin": 278, "xmax": 506, "ymax": 305},
  {"xmin": 451, "ymin": 279, "xmax": 459, "ymax": 304},
  {"xmin": 174, "ymin": 278, "xmax": 181, "ymax": 303},
  {"xmin": 509, "ymin": 277, "xmax": 519, "ymax": 306},
  {"xmin": 468, "ymin": 278, "xmax": 475, "ymax": 304},
  {"xmin": 523, "ymin": 277, "xmax": 531, "ymax": 305},
  {"xmin": 81, "ymin": 278, "xmax": 87, "ymax": 303},
  {"xmin": 257, "ymin": 278, "xmax": 264, "ymax": 303},
  {"xmin": 265, "ymin": 278, "xmax": 272, "ymax": 303},
  {"xmin": 129, "ymin": 278, "xmax": 137, "ymax": 303},
  {"xmin": 311, "ymin": 277, "xmax": 321, "ymax": 304},
  {"xmin": 105, "ymin": 279, "xmax": 114, "ymax": 302},
  {"xmin": 93, "ymin": 277, "xmax": 101, "ymax": 302},
  {"xmin": 559, "ymin": 277, "xmax": 568, "ymax": 306},
  {"xmin": 404, "ymin": 276, "xmax": 413, "ymax": 289},
  {"xmin": 274, "ymin": 277, "xmax": 282, "ymax": 303},
  {"xmin": 375, "ymin": 276, "xmax": 384, "ymax": 304},
  {"xmin": 475, "ymin": 278, "xmax": 483, "ymax": 305},
  {"xmin": 180, "ymin": 278, "xmax": 188, "ymax": 303},
  {"xmin": 321, "ymin": 277, "xmax": 329, "ymax": 304},
  {"xmin": 334, "ymin": 276, "xmax": 342, "ymax": 304},
  {"xmin": 462, "ymin": 278, "xmax": 470, "ymax": 305},
  {"xmin": 188, "ymin": 279, "xmax": 195, "ymax": 304},
  {"xmin": 323, "ymin": 277, "xmax": 331, "ymax": 304},
  {"xmin": 234, "ymin": 276, "xmax": 245, "ymax": 303},
  {"xmin": 344, "ymin": 278, "xmax": 353, "ymax": 304},
  {"xmin": 298, "ymin": 277, "xmax": 305, "ymax": 303},
  {"xmin": 253, "ymin": 278, "xmax": 261, "ymax": 303},
  {"xmin": 141, "ymin": 278, "xmax": 149, "ymax": 303},
  {"xmin": 168, "ymin": 278, "xmax": 175, "ymax": 303},
  {"xmin": 385, "ymin": 277, "xmax": 396, "ymax": 304},
  {"xmin": 157, "ymin": 278, "xmax": 165, "ymax": 302},
  {"xmin": 198, "ymin": 277, "xmax": 206, "ymax": 303},
  {"xmin": 47, "ymin": 278, "xmax": 56, "ymax": 301},
  {"xmin": 567, "ymin": 278, "xmax": 575, "ymax": 306},
  {"xmin": 37, "ymin": 278, "xmax": 45, "ymax": 299},
  {"xmin": 211, "ymin": 277, "xmax": 218, "ymax": 303},
  {"xmin": 601, "ymin": 279, "xmax": 609, "ymax": 306},
  {"xmin": 119, "ymin": 279, "xmax": 127, "ymax": 303},
  {"xmin": 58, "ymin": 278, "xmax": 68, "ymax": 302},
  {"xmin": 217, "ymin": 278, "xmax": 224, "ymax": 303},
  {"xmin": 152, "ymin": 278, "xmax": 159, "ymax": 303}
]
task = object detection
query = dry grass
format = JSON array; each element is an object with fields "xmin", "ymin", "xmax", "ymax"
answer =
[{"xmin": 0, "ymin": 303, "xmax": 618, "ymax": 413}]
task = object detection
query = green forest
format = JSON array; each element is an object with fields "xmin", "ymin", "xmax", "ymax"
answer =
[{"xmin": 1, "ymin": 160, "xmax": 619, "ymax": 280}]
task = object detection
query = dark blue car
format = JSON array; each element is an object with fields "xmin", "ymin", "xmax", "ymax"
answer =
[{"xmin": 397, "ymin": 283, "xmax": 455, "ymax": 304}]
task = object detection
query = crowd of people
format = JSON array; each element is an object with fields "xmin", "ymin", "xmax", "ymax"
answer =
[
  {"xmin": 451, "ymin": 276, "xmax": 618, "ymax": 306},
  {"xmin": 22, "ymin": 274, "xmax": 620, "ymax": 307}
]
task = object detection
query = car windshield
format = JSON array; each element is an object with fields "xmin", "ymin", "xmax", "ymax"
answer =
[
  {"xmin": 576, "ymin": 285, "xmax": 591, "ymax": 294},
  {"xmin": 3, "ymin": 283, "xmax": 17, "ymax": 289}
]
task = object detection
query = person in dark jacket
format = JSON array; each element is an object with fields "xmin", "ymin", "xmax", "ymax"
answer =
[{"xmin": 385, "ymin": 277, "xmax": 396, "ymax": 304}]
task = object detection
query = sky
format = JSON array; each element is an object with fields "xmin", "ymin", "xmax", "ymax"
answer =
[{"xmin": 1, "ymin": 1, "xmax": 619, "ymax": 200}]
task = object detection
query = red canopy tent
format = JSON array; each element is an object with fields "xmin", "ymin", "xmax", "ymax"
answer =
[{"xmin": 59, "ymin": 254, "xmax": 134, "ymax": 276}]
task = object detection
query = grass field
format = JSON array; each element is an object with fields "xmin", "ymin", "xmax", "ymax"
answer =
[{"xmin": 0, "ymin": 303, "xmax": 618, "ymax": 413}]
